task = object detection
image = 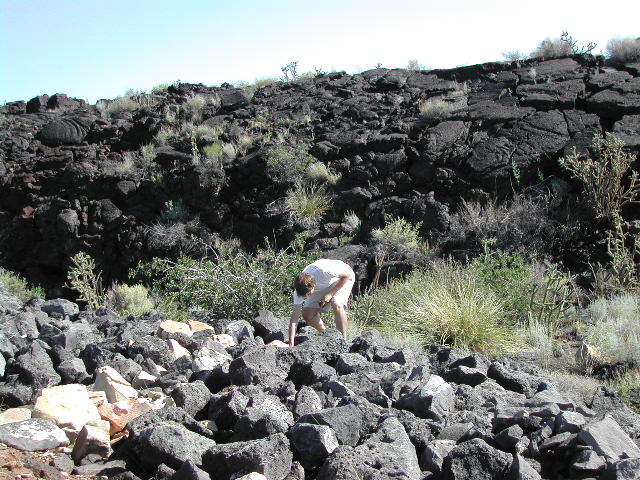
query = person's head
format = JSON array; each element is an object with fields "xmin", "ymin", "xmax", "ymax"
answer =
[{"xmin": 294, "ymin": 272, "xmax": 316, "ymax": 297}]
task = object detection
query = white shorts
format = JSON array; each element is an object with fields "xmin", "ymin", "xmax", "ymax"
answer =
[{"xmin": 302, "ymin": 277, "xmax": 355, "ymax": 312}]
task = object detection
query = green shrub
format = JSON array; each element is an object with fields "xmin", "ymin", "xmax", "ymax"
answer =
[
  {"xmin": 67, "ymin": 252, "xmax": 105, "ymax": 310},
  {"xmin": 135, "ymin": 233, "xmax": 319, "ymax": 320},
  {"xmin": 559, "ymin": 133, "xmax": 639, "ymax": 221},
  {"xmin": 160, "ymin": 200, "xmax": 190, "ymax": 223},
  {"xmin": 351, "ymin": 260, "xmax": 517, "ymax": 355},
  {"xmin": 606, "ymin": 37, "xmax": 640, "ymax": 64},
  {"xmin": 266, "ymin": 143, "xmax": 315, "ymax": 184},
  {"xmin": 418, "ymin": 99, "xmax": 449, "ymax": 121},
  {"xmin": 286, "ymin": 183, "xmax": 332, "ymax": 227},
  {"xmin": 0, "ymin": 267, "xmax": 45, "ymax": 301},
  {"xmin": 202, "ymin": 143, "xmax": 225, "ymax": 167},
  {"xmin": 373, "ymin": 217, "xmax": 430, "ymax": 255},
  {"xmin": 585, "ymin": 293, "xmax": 640, "ymax": 364},
  {"xmin": 108, "ymin": 283, "xmax": 155, "ymax": 317},
  {"xmin": 470, "ymin": 246, "xmax": 534, "ymax": 323}
]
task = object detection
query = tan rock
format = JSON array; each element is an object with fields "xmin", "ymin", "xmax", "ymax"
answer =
[
  {"xmin": 32, "ymin": 384, "xmax": 101, "ymax": 438},
  {"xmin": 268, "ymin": 340, "xmax": 290, "ymax": 348},
  {"xmin": 94, "ymin": 366, "xmax": 138, "ymax": 403},
  {"xmin": 157, "ymin": 320, "xmax": 192, "ymax": 339},
  {"xmin": 98, "ymin": 399, "xmax": 153, "ymax": 436},
  {"xmin": 187, "ymin": 319, "xmax": 215, "ymax": 333},
  {"xmin": 168, "ymin": 338, "xmax": 191, "ymax": 360},
  {"xmin": 0, "ymin": 408, "xmax": 32, "ymax": 425},
  {"xmin": 71, "ymin": 421, "xmax": 112, "ymax": 462},
  {"xmin": 88, "ymin": 390, "xmax": 107, "ymax": 407},
  {"xmin": 213, "ymin": 333, "xmax": 236, "ymax": 347}
]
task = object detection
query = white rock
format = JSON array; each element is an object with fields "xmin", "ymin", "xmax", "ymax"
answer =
[
  {"xmin": 168, "ymin": 338, "xmax": 191, "ymax": 360},
  {"xmin": 32, "ymin": 384, "xmax": 101, "ymax": 438}
]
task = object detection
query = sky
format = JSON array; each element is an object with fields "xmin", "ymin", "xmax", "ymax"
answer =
[{"xmin": 1, "ymin": 0, "xmax": 638, "ymax": 104}]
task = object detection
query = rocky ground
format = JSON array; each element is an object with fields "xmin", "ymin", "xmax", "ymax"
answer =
[{"xmin": 1, "ymin": 286, "xmax": 640, "ymax": 480}]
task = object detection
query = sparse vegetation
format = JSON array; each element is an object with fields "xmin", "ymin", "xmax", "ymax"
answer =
[
  {"xmin": 373, "ymin": 217, "xmax": 430, "ymax": 255},
  {"xmin": 0, "ymin": 267, "xmax": 45, "ymax": 302},
  {"xmin": 96, "ymin": 91, "xmax": 159, "ymax": 119},
  {"xmin": 343, "ymin": 210, "xmax": 361, "ymax": 234}
]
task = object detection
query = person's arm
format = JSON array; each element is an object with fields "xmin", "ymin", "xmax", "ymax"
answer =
[
  {"xmin": 289, "ymin": 303, "xmax": 302, "ymax": 347},
  {"xmin": 322, "ymin": 271, "xmax": 353, "ymax": 305}
]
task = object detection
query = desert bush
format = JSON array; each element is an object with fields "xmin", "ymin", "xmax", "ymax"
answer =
[
  {"xmin": 286, "ymin": 183, "xmax": 332, "ymax": 227},
  {"xmin": 151, "ymin": 83, "xmax": 169, "ymax": 94},
  {"xmin": 265, "ymin": 143, "xmax": 315, "ymax": 184},
  {"xmin": 531, "ymin": 31, "xmax": 596, "ymax": 59},
  {"xmin": 418, "ymin": 99, "xmax": 449, "ymax": 121},
  {"xmin": 406, "ymin": 59, "xmax": 425, "ymax": 71},
  {"xmin": 194, "ymin": 124, "xmax": 223, "ymax": 143},
  {"xmin": 305, "ymin": 162, "xmax": 341, "ymax": 185},
  {"xmin": 606, "ymin": 37, "xmax": 640, "ymax": 64},
  {"xmin": 559, "ymin": 133, "xmax": 639, "ymax": 221},
  {"xmin": 107, "ymin": 283, "xmax": 154, "ymax": 317},
  {"xmin": 0, "ymin": 267, "xmax": 45, "ymax": 302},
  {"xmin": 160, "ymin": 200, "xmax": 190, "ymax": 223},
  {"xmin": 145, "ymin": 221, "xmax": 201, "ymax": 255},
  {"xmin": 183, "ymin": 94, "xmax": 206, "ymax": 122},
  {"xmin": 351, "ymin": 260, "xmax": 517, "ymax": 355},
  {"xmin": 135, "ymin": 233, "xmax": 318, "ymax": 319},
  {"xmin": 343, "ymin": 210, "xmax": 362, "ymax": 234},
  {"xmin": 585, "ymin": 293, "xmax": 640, "ymax": 364},
  {"xmin": 67, "ymin": 252, "xmax": 105, "ymax": 310},
  {"xmin": 373, "ymin": 217, "xmax": 430, "ymax": 255},
  {"xmin": 443, "ymin": 195, "xmax": 557, "ymax": 257}
]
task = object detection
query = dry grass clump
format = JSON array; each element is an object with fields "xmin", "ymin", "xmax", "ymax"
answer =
[
  {"xmin": 107, "ymin": 283, "xmax": 155, "ymax": 317},
  {"xmin": 351, "ymin": 260, "xmax": 518, "ymax": 356},
  {"xmin": 418, "ymin": 99, "xmax": 449, "ymax": 121},
  {"xmin": 285, "ymin": 183, "xmax": 332, "ymax": 227}
]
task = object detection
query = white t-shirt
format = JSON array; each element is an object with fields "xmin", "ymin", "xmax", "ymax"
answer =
[{"xmin": 292, "ymin": 259, "xmax": 354, "ymax": 305}]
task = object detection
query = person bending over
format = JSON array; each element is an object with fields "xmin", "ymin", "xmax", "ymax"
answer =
[{"xmin": 288, "ymin": 259, "xmax": 355, "ymax": 347}]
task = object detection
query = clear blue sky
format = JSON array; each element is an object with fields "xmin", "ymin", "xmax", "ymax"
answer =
[{"xmin": 1, "ymin": 0, "xmax": 638, "ymax": 104}]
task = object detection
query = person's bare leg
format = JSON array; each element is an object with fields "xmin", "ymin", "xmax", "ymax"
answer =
[
  {"xmin": 332, "ymin": 303, "xmax": 348, "ymax": 339},
  {"xmin": 302, "ymin": 307, "xmax": 326, "ymax": 333}
]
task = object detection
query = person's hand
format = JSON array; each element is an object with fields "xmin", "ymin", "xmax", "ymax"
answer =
[{"xmin": 322, "ymin": 293, "xmax": 333, "ymax": 306}]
